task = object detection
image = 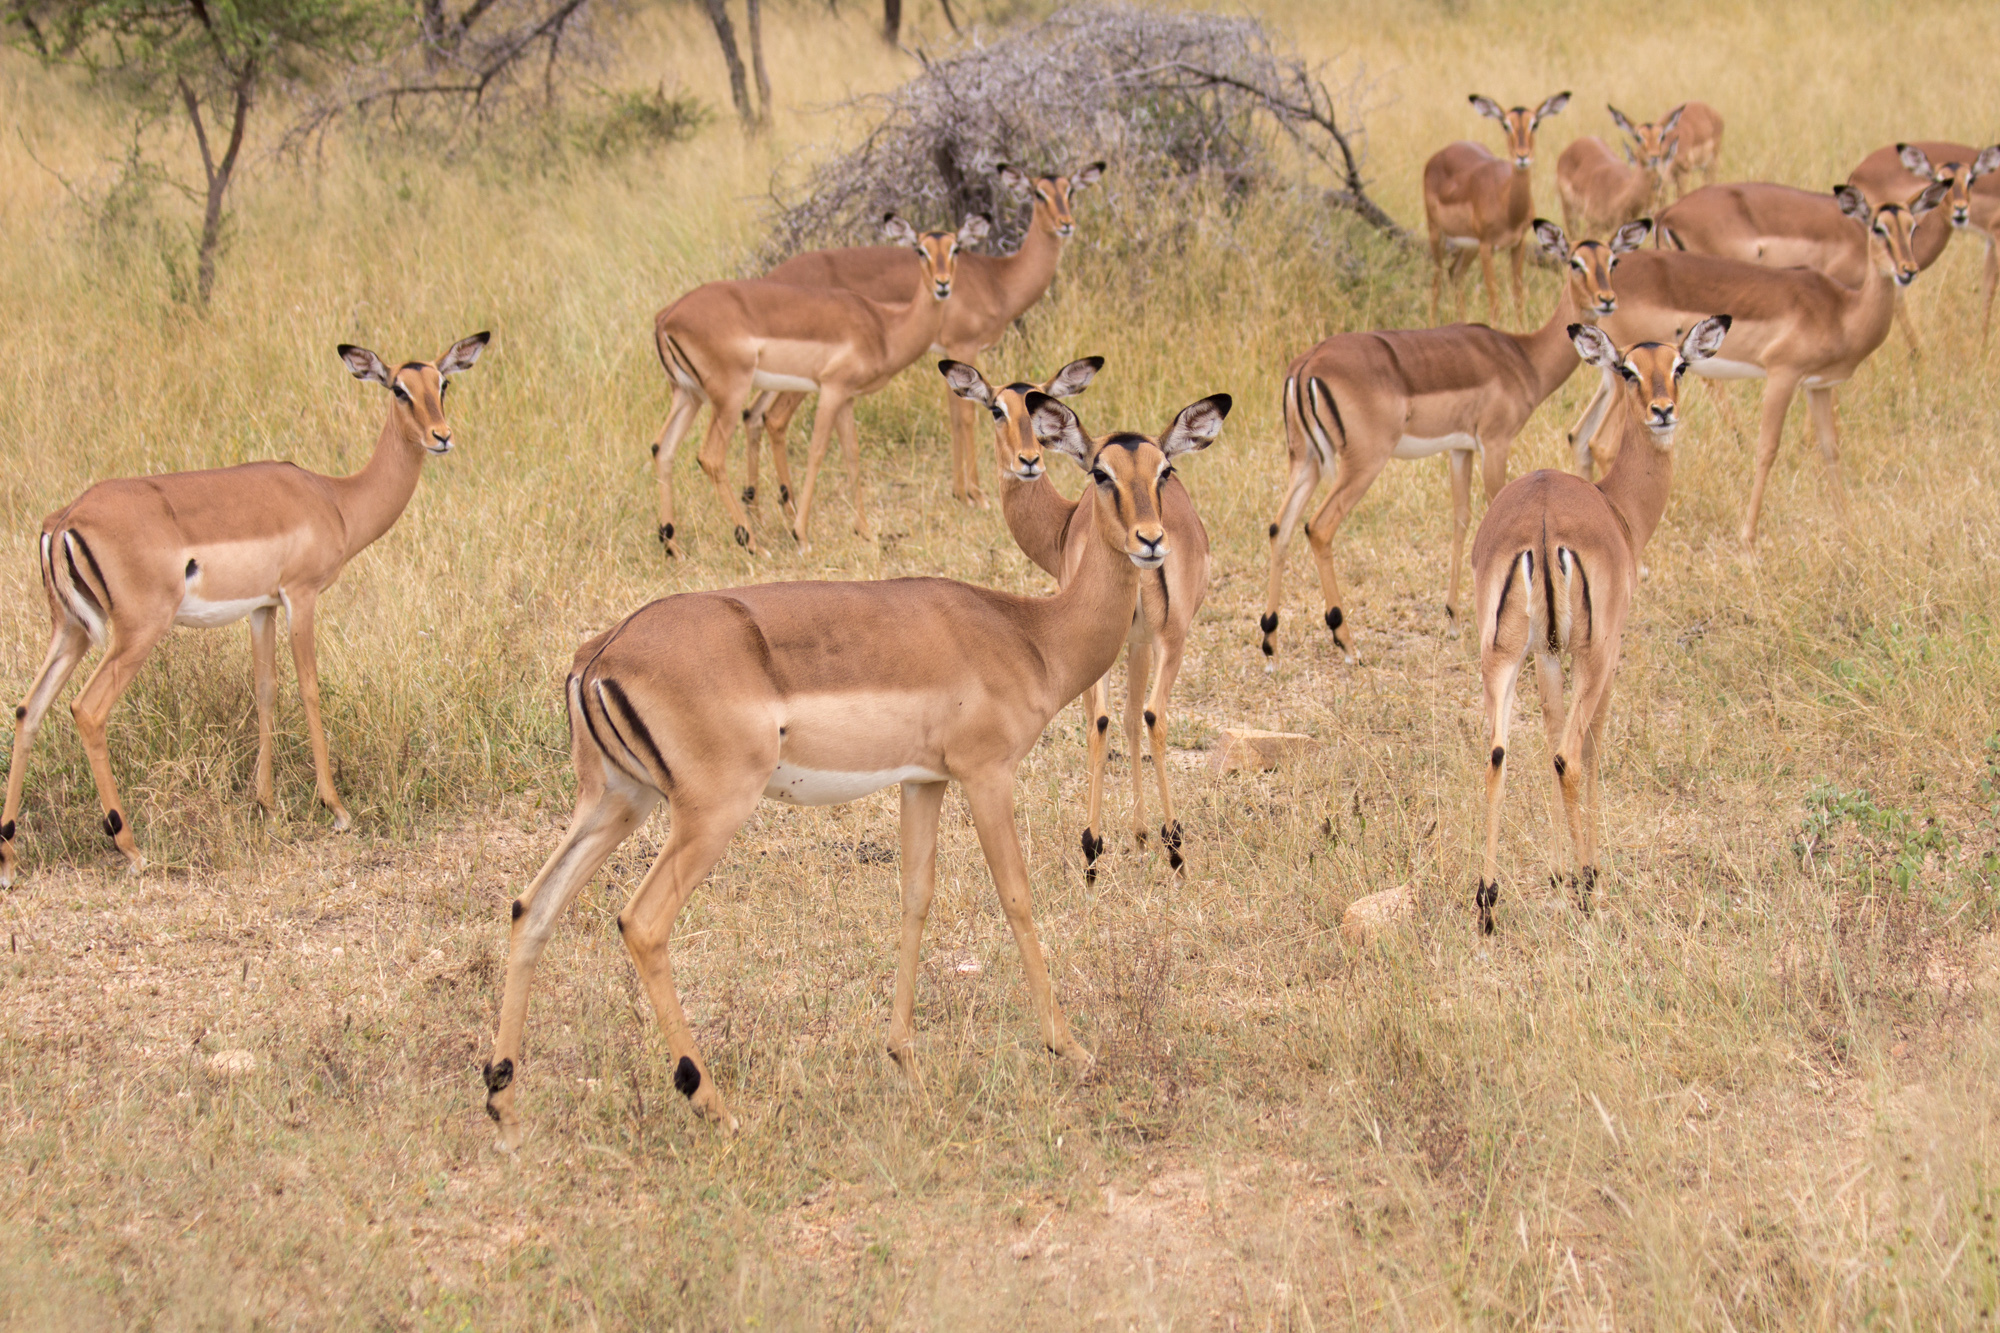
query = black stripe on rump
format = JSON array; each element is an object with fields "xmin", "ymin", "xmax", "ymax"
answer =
[
  {"xmin": 1307, "ymin": 377, "xmax": 1345, "ymax": 455},
  {"xmin": 1493, "ymin": 550, "xmax": 1522, "ymax": 643},
  {"xmin": 597, "ymin": 677, "xmax": 673, "ymax": 792},
  {"xmin": 1577, "ymin": 557, "xmax": 1593, "ymax": 645},
  {"xmin": 1541, "ymin": 543, "xmax": 1560, "ymax": 652},
  {"xmin": 62, "ymin": 534, "xmax": 106, "ymax": 617}
]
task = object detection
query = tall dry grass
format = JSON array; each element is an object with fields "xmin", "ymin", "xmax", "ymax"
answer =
[{"xmin": 3, "ymin": 0, "xmax": 2000, "ymax": 1326}]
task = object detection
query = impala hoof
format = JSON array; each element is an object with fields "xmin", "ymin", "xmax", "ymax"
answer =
[{"xmin": 330, "ymin": 809, "xmax": 352, "ymax": 833}]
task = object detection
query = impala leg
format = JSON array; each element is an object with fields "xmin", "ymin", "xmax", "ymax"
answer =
[
  {"xmin": 1893, "ymin": 288, "xmax": 1923, "ymax": 363},
  {"xmin": 0, "ymin": 619, "xmax": 92, "ymax": 887},
  {"xmin": 1702, "ymin": 375, "xmax": 1746, "ymax": 443},
  {"xmin": 69, "ymin": 619, "xmax": 169, "ymax": 874},
  {"xmin": 1478, "ymin": 639, "xmax": 1530, "ymax": 935},
  {"xmin": 1478, "ymin": 241, "xmax": 1502, "ymax": 327},
  {"xmin": 1578, "ymin": 675, "xmax": 1614, "ymax": 910},
  {"xmin": 789, "ymin": 392, "xmax": 845, "ymax": 553},
  {"xmin": 487, "ymin": 762, "xmax": 657, "ymax": 1151},
  {"xmin": 1740, "ymin": 373, "xmax": 1802, "ymax": 546},
  {"xmin": 887, "ymin": 779, "xmax": 947, "ymax": 1078},
  {"xmin": 963, "ymin": 771, "xmax": 1089, "ymax": 1069},
  {"xmin": 741, "ymin": 391, "xmax": 775, "ymax": 511},
  {"xmin": 1981, "ymin": 236, "xmax": 1997, "ymax": 348},
  {"xmin": 1806, "ymin": 387, "xmax": 1850, "ymax": 524},
  {"xmin": 1304, "ymin": 451, "xmax": 1391, "ymax": 664},
  {"xmin": 284, "ymin": 591, "xmax": 351, "ymax": 832},
  {"xmin": 1428, "ymin": 223, "xmax": 1445, "ymax": 325},
  {"xmin": 1508, "ymin": 238, "xmax": 1527, "ymax": 323},
  {"xmin": 1260, "ymin": 409, "xmax": 1322, "ymax": 660},
  {"xmin": 1122, "ymin": 636, "xmax": 1151, "ymax": 851},
  {"xmin": 249, "ymin": 606, "xmax": 278, "ymax": 814},
  {"xmin": 1143, "ymin": 633, "xmax": 1188, "ymax": 874},
  {"xmin": 1446, "ymin": 449, "xmax": 1474, "ymax": 624},
  {"xmin": 695, "ymin": 390, "xmax": 759, "ymax": 554},
  {"xmin": 651, "ymin": 388, "xmax": 702, "ymax": 559},
  {"xmin": 1081, "ymin": 674, "xmax": 1111, "ymax": 882},
  {"xmin": 619, "ymin": 785, "xmax": 763, "ymax": 1131},
  {"xmin": 762, "ymin": 391, "xmax": 805, "ymax": 520},
  {"xmin": 838, "ymin": 399, "xmax": 872, "ymax": 542},
  {"xmin": 949, "ymin": 389, "xmax": 987, "ymax": 508},
  {"xmin": 1567, "ymin": 371, "xmax": 1615, "ymax": 478},
  {"xmin": 1532, "ymin": 649, "xmax": 1571, "ymax": 882},
  {"xmin": 1553, "ymin": 654, "xmax": 1616, "ymax": 908}
]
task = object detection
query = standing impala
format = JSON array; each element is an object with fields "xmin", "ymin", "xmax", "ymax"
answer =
[
  {"xmin": 482, "ymin": 392, "xmax": 1230, "ymax": 1143},
  {"xmin": 747, "ymin": 163, "xmax": 1104, "ymax": 511},
  {"xmin": 1260, "ymin": 219, "xmax": 1642, "ymax": 664},
  {"xmin": 649, "ymin": 214, "xmax": 985, "ymax": 557},
  {"xmin": 1423, "ymin": 92, "xmax": 1569, "ymax": 324},
  {"xmin": 1569, "ymin": 184, "xmax": 1947, "ymax": 543},
  {"xmin": 940, "ymin": 357, "xmax": 1210, "ymax": 882},
  {"xmin": 1849, "ymin": 142, "xmax": 2000, "ymax": 342},
  {"xmin": 1636, "ymin": 101, "xmax": 1722, "ymax": 198},
  {"xmin": 1556, "ymin": 105, "xmax": 1677, "ymax": 240},
  {"xmin": 0, "ymin": 334, "xmax": 489, "ymax": 884},
  {"xmin": 1472, "ymin": 316, "xmax": 1730, "ymax": 934}
]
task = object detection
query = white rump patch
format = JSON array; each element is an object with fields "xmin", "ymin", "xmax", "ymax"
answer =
[
  {"xmin": 763, "ymin": 762, "xmax": 946, "ymax": 806},
  {"xmin": 750, "ymin": 370, "xmax": 821, "ymax": 394},
  {"xmin": 1392, "ymin": 432, "xmax": 1477, "ymax": 460}
]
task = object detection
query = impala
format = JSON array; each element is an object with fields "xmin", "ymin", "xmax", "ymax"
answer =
[
  {"xmin": 1634, "ymin": 100, "xmax": 1722, "ymax": 198},
  {"xmin": 1556, "ymin": 105, "xmax": 1677, "ymax": 240},
  {"xmin": 648, "ymin": 213, "xmax": 985, "ymax": 557},
  {"xmin": 0, "ymin": 334, "xmax": 489, "ymax": 884},
  {"xmin": 1260, "ymin": 219, "xmax": 1643, "ymax": 664},
  {"xmin": 1849, "ymin": 142, "xmax": 2000, "ymax": 342},
  {"xmin": 747, "ymin": 163, "xmax": 1104, "ymax": 511},
  {"xmin": 1570, "ymin": 183, "xmax": 1947, "ymax": 543},
  {"xmin": 482, "ymin": 391, "xmax": 1230, "ymax": 1144},
  {"xmin": 1472, "ymin": 317, "xmax": 1728, "ymax": 933},
  {"xmin": 940, "ymin": 356, "xmax": 1210, "ymax": 881},
  {"xmin": 1423, "ymin": 92, "xmax": 1569, "ymax": 324}
]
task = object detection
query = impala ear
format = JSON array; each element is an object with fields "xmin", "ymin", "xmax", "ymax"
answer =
[
  {"xmin": 1660, "ymin": 104, "xmax": 1686, "ymax": 136},
  {"xmin": 436, "ymin": 331, "xmax": 490, "ymax": 378},
  {"xmin": 1071, "ymin": 161, "xmax": 1105, "ymax": 190},
  {"xmin": 938, "ymin": 360, "xmax": 995, "ymax": 407},
  {"xmin": 1833, "ymin": 184, "xmax": 1872, "ymax": 224},
  {"xmin": 1620, "ymin": 140, "xmax": 1638, "ymax": 166},
  {"xmin": 1043, "ymin": 356, "xmax": 1104, "ymax": 398},
  {"xmin": 996, "ymin": 163, "xmax": 1032, "ymax": 200},
  {"xmin": 1910, "ymin": 178, "xmax": 1950, "ymax": 218},
  {"xmin": 1611, "ymin": 218, "xmax": 1653, "ymax": 253},
  {"xmin": 1469, "ymin": 94, "xmax": 1506, "ymax": 122},
  {"xmin": 1023, "ymin": 391, "xmax": 1093, "ymax": 465},
  {"xmin": 1607, "ymin": 104, "xmax": 1638, "ymax": 140},
  {"xmin": 338, "ymin": 344, "xmax": 390, "ymax": 386},
  {"xmin": 1680, "ymin": 314, "xmax": 1731, "ymax": 364},
  {"xmin": 1532, "ymin": 218, "xmax": 1569, "ymax": 262},
  {"xmin": 1660, "ymin": 137, "xmax": 1681, "ymax": 168},
  {"xmin": 957, "ymin": 213, "xmax": 992, "ymax": 246},
  {"xmin": 1160, "ymin": 395, "xmax": 1231, "ymax": 458},
  {"xmin": 1568, "ymin": 322, "xmax": 1618, "ymax": 370},
  {"xmin": 1532, "ymin": 91, "xmax": 1570, "ymax": 127},
  {"xmin": 881, "ymin": 213, "xmax": 920, "ymax": 247},
  {"xmin": 1973, "ymin": 145, "xmax": 2000, "ymax": 180},
  {"xmin": 1896, "ymin": 143, "xmax": 1936, "ymax": 180}
]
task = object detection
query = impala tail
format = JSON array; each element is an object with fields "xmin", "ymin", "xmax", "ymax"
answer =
[{"xmin": 42, "ymin": 527, "xmax": 111, "ymax": 647}]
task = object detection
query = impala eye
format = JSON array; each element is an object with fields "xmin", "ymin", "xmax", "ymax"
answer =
[
  {"xmin": 988, "ymin": 405, "xmax": 1005, "ymax": 421},
  {"xmin": 1090, "ymin": 468, "xmax": 1112, "ymax": 486}
]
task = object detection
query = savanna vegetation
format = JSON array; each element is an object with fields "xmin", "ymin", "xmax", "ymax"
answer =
[{"xmin": 3, "ymin": 0, "xmax": 2000, "ymax": 1326}]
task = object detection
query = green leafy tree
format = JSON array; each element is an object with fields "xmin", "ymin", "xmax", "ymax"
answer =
[{"xmin": 23, "ymin": 0, "xmax": 383, "ymax": 304}]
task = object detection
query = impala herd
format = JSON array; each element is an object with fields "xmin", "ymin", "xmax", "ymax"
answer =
[{"xmin": 8, "ymin": 92, "xmax": 1998, "ymax": 1143}]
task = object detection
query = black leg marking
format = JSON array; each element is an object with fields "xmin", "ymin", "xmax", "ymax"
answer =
[
  {"xmin": 1325, "ymin": 607, "xmax": 1344, "ymax": 634},
  {"xmin": 734, "ymin": 525, "xmax": 751, "ymax": 548},
  {"xmin": 185, "ymin": 558, "xmax": 198, "ymax": 579},
  {"xmin": 673, "ymin": 1055, "xmax": 702, "ymax": 1098},
  {"xmin": 1475, "ymin": 879, "xmax": 1498, "ymax": 935},
  {"xmin": 1161, "ymin": 821, "xmax": 1184, "ymax": 873},
  {"xmin": 1080, "ymin": 828, "xmax": 1103, "ymax": 882},
  {"xmin": 1, "ymin": 820, "xmax": 14, "ymax": 842},
  {"xmin": 1259, "ymin": 610, "xmax": 1279, "ymax": 656},
  {"xmin": 511, "ymin": 899, "xmax": 524, "ymax": 921},
  {"xmin": 741, "ymin": 486, "xmax": 756, "ymax": 504},
  {"xmin": 779, "ymin": 485, "xmax": 791, "ymax": 506},
  {"xmin": 1143, "ymin": 710, "xmax": 1157, "ymax": 729},
  {"xmin": 102, "ymin": 809, "xmax": 123, "ymax": 839},
  {"xmin": 12, "ymin": 706, "xmax": 22, "ymax": 721},
  {"xmin": 1577, "ymin": 865, "xmax": 1597, "ymax": 912},
  {"xmin": 1553, "ymin": 755, "xmax": 1567, "ymax": 778},
  {"xmin": 1095, "ymin": 716, "xmax": 1109, "ymax": 734},
  {"xmin": 1268, "ymin": 522, "xmax": 1279, "ymax": 539},
  {"xmin": 483, "ymin": 1058, "xmax": 514, "ymax": 1094},
  {"xmin": 650, "ymin": 442, "xmax": 660, "ymax": 458},
  {"xmin": 1491, "ymin": 745, "xmax": 1505, "ymax": 767}
]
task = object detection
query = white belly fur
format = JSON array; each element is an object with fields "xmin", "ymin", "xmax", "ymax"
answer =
[
  {"xmin": 763, "ymin": 762, "xmax": 947, "ymax": 806},
  {"xmin": 1692, "ymin": 357, "xmax": 1766, "ymax": 381},
  {"xmin": 1392, "ymin": 432, "xmax": 1477, "ymax": 460},
  {"xmin": 751, "ymin": 369, "xmax": 821, "ymax": 394},
  {"xmin": 175, "ymin": 592, "xmax": 279, "ymax": 628}
]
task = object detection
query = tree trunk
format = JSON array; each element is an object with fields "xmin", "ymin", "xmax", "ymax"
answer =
[
  {"xmin": 937, "ymin": 0, "xmax": 960, "ymax": 34},
  {"xmin": 701, "ymin": 0, "xmax": 755, "ymax": 129},
  {"xmin": 419, "ymin": 0, "xmax": 447, "ymax": 67},
  {"xmin": 746, "ymin": 0, "xmax": 771, "ymax": 129},
  {"xmin": 881, "ymin": 0, "xmax": 900, "ymax": 45},
  {"xmin": 178, "ymin": 64, "xmax": 253, "ymax": 307}
]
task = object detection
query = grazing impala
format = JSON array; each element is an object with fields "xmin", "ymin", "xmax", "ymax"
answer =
[
  {"xmin": 1642, "ymin": 101, "xmax": 1722, "ymax": 197},
  {"xmin": 482, "ymin": 391, "xmax": 1230, "ymax": 1144},
  {"xmin": 649, "ymin": 213, "xmax": 985, "ymax": 557},
  {"xmin": 1556, "ymin": 105, "xmax": 1677, "ymax": 240},
  {"xmin": 1424, "ymin": 91, "xmax": 1569, "ymax": 324},
  {"xmin": 1849, "ymin": 142, "xmax": 2000, "ymax": 341},
  {"xmin": 1569, "ymin": 183, "xmax": 1947, "ymax": 543},
  {"xmin": 1261, "ymin": 219, "xmax": 1643, "ymax": 664},
  {"xmin": 0, "ymin": 334, "xmax": 489, "ymax": 884},
  {"xmin": 940, "ymin": 356, "xmax": 1210, "ymax": 882},
  {"xmin": 748, "ymin": 163, "xmax": 1104, "ymax": 511},
  {"xmin": 1471, "ymin": 316, "xmax": 1729, "ymax": 933}
]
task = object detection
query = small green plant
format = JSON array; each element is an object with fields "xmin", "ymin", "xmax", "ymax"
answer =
[
  {"xmin": 1796, "ymin": 782, "xmax": 1949, "ymax": 894},
  {"xmin": 580, "ymin": 83, "xmax": 711, "ymax": 158}
]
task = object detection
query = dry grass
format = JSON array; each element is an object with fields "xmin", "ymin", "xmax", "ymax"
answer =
[{"xmin": 5, "ymin": 0, "xmax": 2000, "ymax": 1326}]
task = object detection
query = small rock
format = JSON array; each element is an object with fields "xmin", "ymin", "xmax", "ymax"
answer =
[
  {"xmin": 207, "ymin": 1048, "xmax": 257, "ymax": 1077},
  {"xmin": 1209, "ymin": 727, "xmax": 1319, "ymax": 774},
  {"xmin": 1341, "ymin": 884, "xmax": 1414, "ymax": 947}
]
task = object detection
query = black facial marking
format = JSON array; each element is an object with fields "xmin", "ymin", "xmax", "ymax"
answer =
[
  {"xmin": 511, "ymin": 899, "xmax": 524, "ymax": 921},
  {"xmin": 1325, "ymin": 607, "xmax": 1344, "ymax": 633},
  {"xmin": 1491, "ymin": 746, "xmax": 1505, "ymax": 767},
  {"xmin": 1143, "ymin": 710, "xmax": 1157, "ymax": 729},
  {"xmin": 483, "ymin": 1058, "xmax": 513, "ymax": 1093},
  {"xmin": 185, "ymin": 559, "xmax": 197, "ymax": 578},
  {"xmin": 673, "ymin": 1055, "xmax": 702, "ymax": 1098},
  {"xmin": 103, "ymin": 809, "xmax": 123, "ymax": 838},
  {"xmin": 734, "ymin": 525, "xmax": 750, "ymax": 548},
  {"xmin": 0, "ymin": 820, "xmax": 14, "ymax": 842}
]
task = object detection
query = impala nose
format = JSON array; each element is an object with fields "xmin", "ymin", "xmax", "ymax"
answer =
[
  {"xmin": 1014, "ymin": 454, "xmax": 1043, "ymax": 479},
  {"xmin": 1648, "ymin": 403, "xmax": 1676, "ymax": 430},
  {"xmin": 1132, "ymin": 530, "xmax": 1168, "ymax": 567},
  {"xmin": 933, "ymin": 280, "xmax": 952, "ymax": 299},
  {"xmin": 1056, "ymin": 221, "xmax": 1074, "ymax": 238},
  {"xmin": 1953, "ymin": 207, "xmax": 1970, "ymax": 227},
  {"xmin": 429, "ymin": 429, "xmax": 452, "ymax": 453}
]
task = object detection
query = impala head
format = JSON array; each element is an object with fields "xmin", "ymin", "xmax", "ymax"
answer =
[
  {"xmin": 1896, "ymin": 143, "xmax": 2000, "ymax": 229},
  {"xmin": 999, "ymin": 161, "xmax": 1105, "ymax": 240},
  {"xmin": 1608, "ymin": 103, "xmax": 1684, "ymax": 180},
  {"xmin": 1571, "ymin": 316, "xmax": 1731, "ymax": 441},
  {"xmin": 338, "ymin": 332, "xmax": 489, "ymax": 455},
  {"xmin": 1534, "ymin": 217, "xmax": 1649, "ymax": 319},
  {"xmin": 883, "ymin": 212, "xmax": 990, "ymax": 300},
  {"xmin": 1835, "ymin": 181, "xmax": 1947, "ymax": 286},
  {"xmin": 1471, "ymin": 91, "xmax": 1569, "ymax": 168},
  {"xmin": 938, "ymin": 356, "xmax": 1103, "ymax": 482},
  {"xmin": 1025, "ymin": 392, "xmax": 1230, "ymax": 569}
]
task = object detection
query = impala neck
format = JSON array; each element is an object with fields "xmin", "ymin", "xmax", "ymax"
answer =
[
  {"xmin": 998, "ymin": 471, "xmax": 1076, "ymax": 580},
  {"xmin": 1025, "ymin": 512, "xmax": 1145, "ymax": 710},
  {"xmin": 987, "ymin": 207, "xmax": 1067, "ymax": 322},
  {"xmin": 1845, "ymin": 232, "xmax": 1901, "ymax": 347},
  {"xmin": 1513, "ymin": 277, "xmax": 1585, "ymax": 403},
  {"xmin": 879, "ymin": 263, "xmax": 952, "ymax": 370},
  {"xmin": 329, "ymin": 409, "xmax": 428, "ymax": 561},
  {"xmin": 1595, "ymin": 401, "xmax": 1675, "ymax": 556}
]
